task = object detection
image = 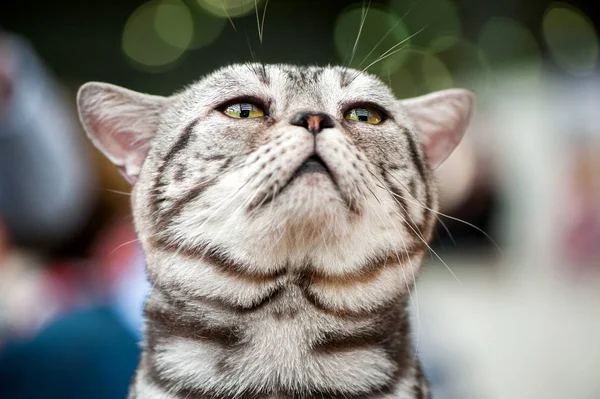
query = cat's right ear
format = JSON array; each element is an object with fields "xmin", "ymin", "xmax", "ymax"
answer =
[{"xmin": 77, "ymin": 82, "xmax": 167, "ymax": 184}]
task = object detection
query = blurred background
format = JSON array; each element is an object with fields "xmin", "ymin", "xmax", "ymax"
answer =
[{"xmin": 0, "ymin": 0, "xmax": 599, "ymax": 398}]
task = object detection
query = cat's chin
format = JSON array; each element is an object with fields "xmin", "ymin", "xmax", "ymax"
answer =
[
  {"xmin": 255, "ymin": 174, "xmax": 353, "ymax": 245},
  {"xmin": 276, "ymin": 172, "xmax": 343, "ymax": 213}
]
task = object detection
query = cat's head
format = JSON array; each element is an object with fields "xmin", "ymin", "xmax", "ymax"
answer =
[{"xmin": 77, "ymin": 64, "xmax": 472, "ymax": 281}]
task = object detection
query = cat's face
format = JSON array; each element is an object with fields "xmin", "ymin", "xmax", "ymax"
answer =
[{"xmin": 78, "ymin": 64, "xmax": 473, "ymax": 290}]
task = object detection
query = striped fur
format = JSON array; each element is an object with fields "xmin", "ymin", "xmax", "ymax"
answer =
[{"xmin": 77, "ymin": 64, "xmax": 474, "ymax": 399}]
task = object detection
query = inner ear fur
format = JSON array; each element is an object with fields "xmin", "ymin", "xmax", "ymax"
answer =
[
  {"xmin": 401, "ymin": 89, "xmax": 475, "ymax": 170},
  {"xmin": 77, "ymin": 82, "xmax": 168, "ymax": 184}
]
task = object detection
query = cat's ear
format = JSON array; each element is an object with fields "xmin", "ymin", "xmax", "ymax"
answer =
[
  {"xmin": 401, "ymin": 89, "xmax": 474, "ymax": 170},
  {"xmin": 77, "ymin": 82, "xmax": 168, "ymax": 184}
]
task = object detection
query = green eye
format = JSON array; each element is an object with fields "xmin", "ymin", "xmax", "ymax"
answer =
[
  {"xmin": 344, "ymin": 107, "xmax": 382, "ymax": 125},
  {"xmin": 224, "ymin": 103, "xmax": 265, "ymax": 119}
]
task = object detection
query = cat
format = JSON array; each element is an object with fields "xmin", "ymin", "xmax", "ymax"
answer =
[{"xmin": 77, "ymin": 63, "xmax": 473, "ymax": 399}]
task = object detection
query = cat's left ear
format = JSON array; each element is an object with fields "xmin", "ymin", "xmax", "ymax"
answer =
[
  {"xmin": 401, "ymin": 89, "xmax": 474, "ymax": 170},
  {"xmin": 77, "ymin": 82, "xmax": 168, "ymax": 184}
]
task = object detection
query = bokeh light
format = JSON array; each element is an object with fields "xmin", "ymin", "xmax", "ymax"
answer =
[
  {"xmin": 421, "ymin": 53, "xmax": 453, "ymax": 92},
  {"xmin": 479, "ymin": 17, "xmax": 541, "ymax": 78},
  {"xmin": 155, "ymin": 0, "xmax": 194, "ymax": 49},
  {"xmin": 389, "ymin": 0, "xmax": 461, "ymax": 53},
  {"xmin": 388, "ymin": 66, "xmax": 421, "ymax": 99},
  {"xmin": 542, "ymin": 3, "xmax": 599, "ymax": 76},
  {"xmin": 122, "ymin": 0, "xmax": 193, "ymax": 70},
  {"xmin": 197, "ymin": 0, "xmax": 263, "ymax": 18},
  {"xmin": 187, "ymin": 6, "xmax": 226, "ymax": 49},
  {"xmin": 387, "ymin": 49, "xmax": 454, "ymax": 99},
  {"xmin": 439, "ymin": 39, "xmax": 490, "ymax": 84},
  {"xmin": 334, "ymin": 4, "xmax": 411, "ymax": 74}
]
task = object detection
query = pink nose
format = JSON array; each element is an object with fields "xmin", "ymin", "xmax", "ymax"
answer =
[{"xmin": 290, "ymin": 111, "xmax": 335, "ymax": 134}]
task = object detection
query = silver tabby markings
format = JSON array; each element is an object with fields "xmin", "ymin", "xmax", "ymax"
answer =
[{"xmin": 77, "ymin": 63, "xmax": 474, "ymax": 399}]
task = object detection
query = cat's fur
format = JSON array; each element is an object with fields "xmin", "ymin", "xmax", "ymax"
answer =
[{"xmin": 77, "ymin": 64, "xmax": 473, "ymax": 399}]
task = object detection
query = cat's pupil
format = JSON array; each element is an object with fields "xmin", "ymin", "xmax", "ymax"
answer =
[
  {"xmin": 240, "ymin": 103, "xmax": 252, "ymax": 118},
  {"xmin": 357, "ymin": 108, "xmax": 369, "ymax": 122}
]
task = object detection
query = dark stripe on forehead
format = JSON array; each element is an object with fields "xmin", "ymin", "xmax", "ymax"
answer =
[
  {"xmin": 297, "ymin": 69, "xmax": 308, "ymax": 86},
  {"xmin": 281, "ymin": 67, "xmax": 318, "ymax": 88},
  {"xmin": 255, "ymin": 63, "xmax": 270, "ymax": 85},
  {"xmin": 312, "ymin": 68, "xmax": 324, "ymax": 81}
]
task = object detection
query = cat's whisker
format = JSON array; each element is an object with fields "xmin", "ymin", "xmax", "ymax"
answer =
[
  {"xmin": 220, "ymin": 1, "xmax": 237, "ymax": 32},
  {"xmin": 347, "ymin": 26, "xmax": 425, "ymax": 86},
  {"xmin": 110, "ymin": 237, "xmax": 143, "ymax": 254},
  {"xmin": 363, "ymin": 179, "xmax": 422, "ymax": 360},
  {"xmin": 254, "ymin": 0, "xmax": 262, "ymax": 43},
  {"xmin": 109, "ymin": 230, "xmax": 163, "ymax": 254},
  {"xmin": 379, "ymin": 173, "xmax": 456, "ymax": 245},
  {"xmin": 380, "ymin": 199, "xmax": 423, "ymax": 360},
  {"xmin": 254, "ymin": 0, "xmax": 270, "ymax": 44},
  {"xmin": 372, "ymin": 27, "xmax": 426, "ymax": 64},
  {"xmin": 366, "ymin": 170, "xmax": 460, "ymax": 282},
  {"xmin": 246, "ymin": 35, "xmax": 258, "ymax": 63},
  {"xmin": 366, "ymin": 170, "xmax": 427, "ymax": 239},
  {"xmin": 390, "ymin": 200, "xmax": 460, "ymax": 282},
  {"xmin": 261, "ymin": 0, "xmax": 270, "ymax": 41},
  {"xmin": 103, "ymin": 187, "xmax": 166, "ymax": 200},
  {"xmin": 356, "ymin": 18, "xmax": 404, "ymax": 70},
  {"xmin": 103, "ymin": 188, "xmax": 132, "ymax": 196},
  {"xmin": 344, "ymin": 27, "xmax": 422, "ymax": 88},
  {"xmin": 360, "ymin": 44, "xmax": 407, "ymax": 74},
  {"xmin": 384, "ymin": 173, "xmax": 501, "ymax": 252},
  {"xmin": 356, "ymin": 0, "xmax": 422, "ymax": 71},
  {"xmin": 383, "ymin": 173, "xmax": 456, "ymax": 244},
  {"xmin": 360, "ymin": 27, "xmax": 426, "ymax": 74},
  {"xmin": 347, "ymin": 0, "xmax": 372, "ymax": 67}
]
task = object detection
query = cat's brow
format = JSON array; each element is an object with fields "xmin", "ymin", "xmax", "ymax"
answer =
[{"xmin": 203, "ymin": 88, "xmax": 268, "ymax": 108}]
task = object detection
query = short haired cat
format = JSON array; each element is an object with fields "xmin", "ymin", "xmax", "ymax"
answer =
[{"xmin": 77, "ymin": 63, "xmax": 473, "ymax": 399}]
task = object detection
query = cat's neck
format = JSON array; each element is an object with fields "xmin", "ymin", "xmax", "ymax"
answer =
[{"xmin": 129, "ymin": 265, "xmax": 430, "ymax": 399}]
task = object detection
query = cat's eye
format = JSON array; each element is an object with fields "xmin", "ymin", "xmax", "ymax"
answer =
[
  {"xmin": 223, "ymin": 103, "xmax": 265, "ymax": 119},
  {"xmin": 344, "ymin": 107, "xmax": 382, "ymax": 125}
]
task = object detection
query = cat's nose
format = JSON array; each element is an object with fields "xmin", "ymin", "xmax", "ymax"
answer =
[{"xmin": 290, "ymin": 111, "xmax": 335, "ymax": 134}]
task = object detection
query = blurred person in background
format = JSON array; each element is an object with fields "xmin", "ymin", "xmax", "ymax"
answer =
[
  {"xmin": 0, "ymin": 30, "xmax": 145, "ymax": 398},
  {"xmin": 0, "ymin": 28, "xmax": 96, "ymax": 340},
  {"xmin": 0, "ymin": 30, "xmax": 95, "ymax": 250}
]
